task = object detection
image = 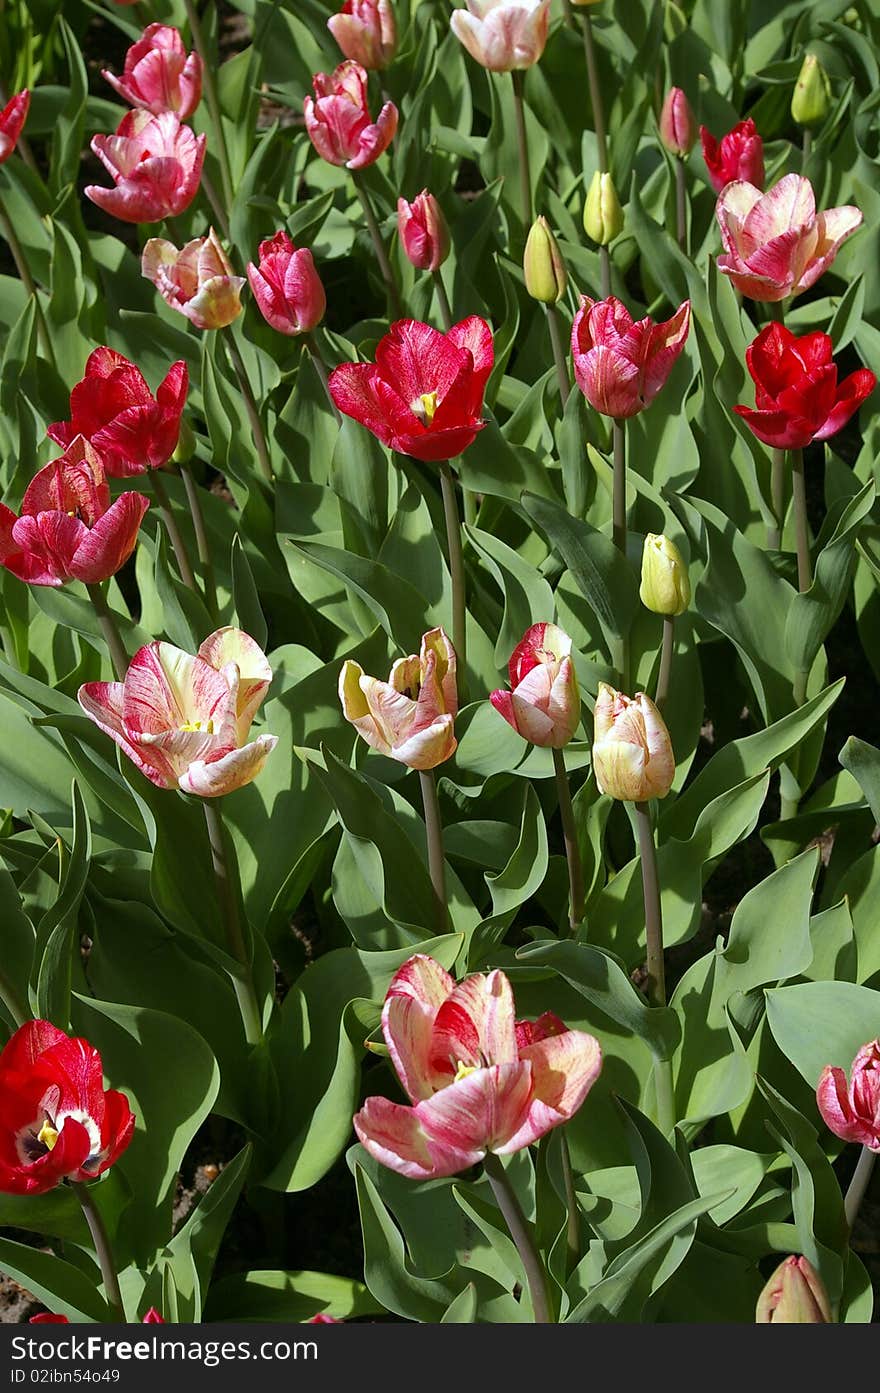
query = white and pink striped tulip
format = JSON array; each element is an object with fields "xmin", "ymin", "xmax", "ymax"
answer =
[
  {"xmin": 490, "ymin": 622, "xmax": 580, "ymax": 748},
  {"xmin": 339, "ymin": 627, "xmax": 458, "ymax": 770},
  {"xmin": 817, "ymin": 1039, "xmax": 880, "ymax": 1151}
]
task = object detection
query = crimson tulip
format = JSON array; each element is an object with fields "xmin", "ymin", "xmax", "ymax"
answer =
[
  {"xmin": 328, "ymin": 316, "xmax": 493, "ymax": 462},
  {"xmin": 142, "ymin": 229, "xmax": 245, "ymax": 330},
  {"xmin": 48, "ymin": 347, "xmax": 188, "ymax": 479},
  {"xmin": 817, "ymin": 1039, "xmax": 880, "ymax": 1151},
  {"xmin": 397, "ymin": 191, "xmax": 450, "ymax": 274},
  {"xmin": 102, "ymin": 24, "xmax": 202, "ymax": 120},
  {"xmin": 354, "ymin": 955, "xmax": 602, "ymax": 1179},
  {"xmin": 571, "ymin": 295, "xmax": 691, "ymax": 419},
  {"xmin": 327, "ymin": 0, "xmax": 397, "ymax": 70},
  {"xmin": 0, "ymin": 437, "xmax": 148, "ymax": 587},
  {"xmin": 304, "ymin": 61, "xmax": 397, "ymax": 171},
  {"xmin": 0, "ymin": 1019, "xmax": 134, "ymax": 1196},
  {"xmin": 700, "ymin": 118, "xmax": 764, "ymax": 194},
  {"xmin": 85, "ymin": 110, "xmax": 205, "ymax": 224},
  {"xmin": 734, "ymin": 323, "xmax": 875, "ymax": 450},
  {"xmin": 490, "ymin": 622, "xmax": 580, "ymax": 748},
  {"xmin": 246, "ymin": 232, "xmax": 327, "ymax": 336},
  {"xmin": 0, "ymin": 89, "xmax": 29, "ymax": 164}
]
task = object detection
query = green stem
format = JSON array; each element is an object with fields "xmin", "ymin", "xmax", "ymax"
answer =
[
  {"xmin": 85, "ymin": 583, "xmax": 128, "ymax": 681},
  {"xmin": 552, "ymin": 746, "xmax": 584, "ymax": 936},
  {"xmin": 432, "ymin": 268, "xmax": 454, "ymax": 331},
  {"xmin": 559, "ymin": 1132, "xmax": 580, "ymax": 1278},
  {"xmin": 802, "ymin": 127, "xmax": 813, "ymax": 173},
  {"xmin": 582, "ymin": 12, "xmax": 608, "ymax": 172},
  {"xmin": 182, "ymin": 0, "xmax": 234, "ymax": 215},
  {"xmin": 352, "ymin": 171, "xmax": 403, "ymax": 318},
  {"xmin": 483, "ymin": 1153, "xmax": 553, "ymax": 1323},
  {"xmin": 439, "ymin": 460, "xmax": 466, "ymax": 676},
  {"xmin": 306, "ymin": 332, "xmax": 342, "ymax": 423},
  {"xmin": 179, "ymin": 463, "xmax": 217, "ymax": 619},
  {"xmin": 463, "ymin": 486, "xmax": 478, "ymax": 528},
  {"xmin": 790, "ymin": 447, "xmax": 812, "ymax": 593},
  {"xmin": 223, "ymin": 329, "xmax": 274, "ymax": 484},
  {"xmin": 0, "ymin": 193, "xmax": 56, "ymax": 369},
  {"xmin": 201, "ymin": 169, "xmax": 230, "ymax": 240},
  {"xmin": 634, "ymin": 801, "xmax": 675, "ymax": 1136},
  {"xmin": 610, "ymin": 418, "xmax": 629, "ymax": 689},
  {"xmin": 70, "ymin": 1182, "xmax": 124, "ymax": 1321},
  {"xmin": 418, "ymin": 769, "xmax": 447, "ymax": 934},
  {"xmin": 655, "ymin": 615, "xmax": 675, "ymax": 712},
  {"xmin": 202, "ymin": 799, "xmax": 264, "ymax": 1046},
  {"xmin": 510, "ymin": 70, "xmax": 533, "ymax": 232},
  {"xmin": 844, "ymin": 1145, "xmax": 876, "ymax": 1232},
  {"xmin": 599, "ymin": 244, "xmax": 611, "ymax": 299},
  {"xmin": 545, "ymin": 303, "xmax": 570, "ymax": 406},
  {"xmin": 674, "ymin": 157, "xmax": 688, "ymax": 254},
  {"xmin": 148, "ymin": 470, "xmax": 198, "ymax": 591},
  {"xmin": 768, "ymin": 448, "xmax": 785, "ymax": 550}
]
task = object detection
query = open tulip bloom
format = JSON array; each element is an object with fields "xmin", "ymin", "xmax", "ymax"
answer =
[
  {"xmin": 571, "ymin": 296, "xmax": 691, "ymax": 419},
  {"xmin": 354, "ymin": 955, "xmax": 602, "ymax": 1179},
  {"xmin": 304, "ymin": 60, "xmax": 398, "ymax": 170},
  {"xmin": 700, "ymin": 117, "xmax": 764, "ymax": 194},
  {"xmin": 142, "ymin": 229, "xmax": 245, "ymax": 330},
  {"xmin": 85, "ymin": 109, "xmax": 206, "ymax": 224},
  {"xmin": 328, "ymin": 0, "xmax": 397, "ymax": 70},
  {"xmin": 339, "ymin": 627, "xmax": 458, "ymax": 769},
  {"xmin": 817, "ymin": 1039, "xmax": 880, "ymax": 1150},
  {"xmin": 102, "ymin": 24, "xmax": 203, "ymax": 120},
  {"xmin": 450, "ymin": 0, "xmax": 551, "ymax": 73},
  {"xmin": 490, "ymin": 623, "xmax": 580, "ymax": 748}
]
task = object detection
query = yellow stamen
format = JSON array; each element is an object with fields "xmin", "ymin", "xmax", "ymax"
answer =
[
  {"xmin": 453, "ymin": 1060, "xmax": 477, "ymax": 1084},
  {"xmin": 37, "ymin": 1120, "xmax": 59, "ymax": 1152},
  {"xmin": 418, "ymin": 391, "xmax": 439, "ymax": 424},
  {"xmin": 179, "ymin": 719, "xmax": 214, "ymax": 734}
]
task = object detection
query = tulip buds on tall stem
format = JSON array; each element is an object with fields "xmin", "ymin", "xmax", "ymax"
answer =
[{"xmin": 524, "ymin": 217, "xmax": 570, "ymax": 404}]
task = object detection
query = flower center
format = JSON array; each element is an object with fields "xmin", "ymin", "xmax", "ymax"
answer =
[
  {"xmin": 179, "ymin": 719, "xmax": 214, "ymax": 733},
  {"xmin": 453, "ymin": 1060, "xmax": 477, "ymax": 1084},
  {"xmin": 37, "ymin": 1120, "xmax": 59, "ymax": 1151},
  {"xmin": 412, "ymin": 390, "xmax": 439, "ymax": 425}
]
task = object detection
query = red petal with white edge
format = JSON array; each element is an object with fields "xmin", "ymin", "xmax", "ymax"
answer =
[
  {"xmin": 391, "ymin": 713, "xmax": 456, "ymax": 768},
  {"xmin": 178, "ymin": 733, "xmax": 278, "ymax": 797},
  {"xmin": 78, "ymin": 680, "xmax": 179, "ymax": 788},
  {"xmin": 417, "ymin": 1062, "xmax": 533, "ymax": 1154},
  {"xmin": 499, "ymin": 1030, "xmax": 602, "ymax": 1153},
  {"xmin": 124, "ymin": 643, "xmax": 231, "ymax": 735},
  {"xmin": 376, "ymin": 319, "xmax": 467, "ymax": 408},
  {"xmin": 354, "ymin": 1095, "xmax": 483, "ymax": 1180},
  {"xmin": 197, "ymin": 627, "xmax": 272, "ymax": 738},
  {"xmin": 433, "ymin": 971, "xmax": 518, "ymax": 1070},
  {"xmin": 816, "ymin": 1065, "xmax": 874, "ymax": 1146},
  {"xmin": 643, "ymin": 301, "xmax": 691, "ymax": 404},
  {"xmin": 489, "ymin": 688, "xmax": 518, "ymax": 733},
  {"xmin": 39, "ymin": 1034, "xmax": 106, "ymax": 1122},
  {"xmin": 743, "ymin": 174, "xmax": 815, "ymax": 246},
  {"xmin": 70, "ymin": 492, "xmax": 149, "ymax": 584}
]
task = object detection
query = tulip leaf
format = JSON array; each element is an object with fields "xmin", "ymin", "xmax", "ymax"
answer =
[
  {"xmin": 0, "ymin": 857, "xmax": 35, "ymax": 1030},
  {"xmin": 839, "ymin": 734, "xmax": 880, "ymax": 824},
  {"xmin": 765, "ymin": 980, "xmax": 880, "ymax": 1089},
  {"xmin": 784, "ymin": 480, "xmax": 875, "ymax": 676},
  {"xmin": 440, "ymin": 1283, "xmax": 479, "ymax": 1323},
  {"xmin": 231, "ymin": 533, "xmax": 268, "ymax": 652},
  {"xmin": 0, "ymin": 1237, "xmax": 112, "ymax": 1323},
  {"xmin": 522, "ymin": 491, "xmax": 639, "ymax": 642},
  {"xmin": 205, "ymin": 1268, "xmax": 384, "ymax": 1323},
  {"xmin": 464, "ymin": 522, "xmax": 555, "ymax": 667},
  {"xmin": 33, "ymin": 779, "xmax": 92, "ymax": 1027}
]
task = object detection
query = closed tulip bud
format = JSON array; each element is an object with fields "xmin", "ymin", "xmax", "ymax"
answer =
[
  {"xmin": 640, "ymin": 534, "xmax": 690, "ymax": 616},
  {"xmin": 142, "ymin": 229, "xmax": 244, "ymax": 330},
  {"xmin": 397, "ymin": 191, "xmax": 450, "ymax": 273},
  {"xmin": 490, "ymin": 622, "xmax": 580, "ymax": 748},
  {"xmin": 659, "ymin": 86, "xmax": 696, "ymax": 157},
  {"xmin": 583, "ymin": 171, "xmax": 624, "ymax": 246},
  {"xmin": 592, "ymin": 683, "xmax": 675, "ymax": 802},
  {"xmin": 791, "ymin": 53, "xmax": 831, "ymax": 129},
  {"xmin": 524, "ymin": 216, "xmax": 566, "ymax": 303},
  {"xmin": 755, "ymin": 1256, "xmax": 832, "ymax": 1323}
]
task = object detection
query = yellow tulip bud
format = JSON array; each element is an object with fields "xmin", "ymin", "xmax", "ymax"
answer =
[
  {"xmin": 791, "ymin": 53, "xmax": 831, "ymax": 129},
  {"xmin": 592, "ymin": 684, "xmax": 675, "ymax": 803},
  {"xmin": 523, "ymin": 216, "xmax": 567, "ymax": 304},
  {"xmin": 639, "ymin": 534, "xmax": 690, "ymax": 616},
  {"xmin": 583, "ymin": 171, "xmax": 624, "ymax": 247}
]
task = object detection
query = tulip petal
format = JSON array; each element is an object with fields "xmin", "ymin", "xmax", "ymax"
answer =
[
  {"xmin": 816, "ymin": 1064, "xmax": 875, "ymax": 1146},
  {"xmin": 197, "ymin": 626, "xmax": 272, "ymax": 739},
  {"xmin": 499, "ymin": 1030, "xmax": 602, "ymax": 1153},
  {"xmin": 354, "ymin": 1095, "xmax": 482, "ymax": 1180},
  {"xmin": 69, "ymin": 491, "xmax": 149, "ymax": 584},
  {"xmin": 78, "ymin": 680, "xmax": 179, "ymax": 788},
  {"xmin": 178, "ymin": 733, "xmax": 278, "ymax": 797}
]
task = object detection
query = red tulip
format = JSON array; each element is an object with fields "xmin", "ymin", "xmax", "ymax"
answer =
[
  {"xmin": 700, "ymin": 118, "xmax": 764, "ymax": 194},
  {"xmin": 85, "ymin": 110, "xmax": 205, "ymax": 224},
  {"xmin": 48, "ymin": 347, "xmax": 188, "ymax": 479},
  {"xmin": 659, "ymin": 86, "xmax": 696, "ymax": 156},
  {"xmin": 142, "ymin": 229, "xmax": 245, "ymax": 330},
  {"xmin": 102, "ymin": 24, "xmax": 203, "ymax": 120},
  {"xmin": 817, "ymin": 1039, "xmax": 880, "ymax": 1151},
  {"xmin": 304, "ymin": 60, "xmax": 397, "ymax": 170},
  {"xmin": 246, "ymin": 231, "xmax": 327, "ymax": 336},
  {"xmin": 0, "ymin": 437, "xmax": 148, "ymax": 588},
  {"xmin": 0, "ymin": 89, "xmax": 29, "ymax": 164},
  {"xmin": 0, "ymin": 1019, "xmax": 134, "ymax": 1196},
  {"xmin": 328, "ymin": 316, "xmax": 493, "ymax": 462},
  {"xmin": 571, "ymin": 295, "xmax": 691, "ymax": 419},
  {"xmin": 397, "ymin": 191, "xmax": 450, "ymax": 273},
  {"xmin": 327, "ymin": 0, "xmax": 397, "ymax": 70},
  {"xmin": 734, "ymin": 323, "xmax": 875, "ymax": 450},
  {"xmin": 490, "ymin": 622, "xmax": 580, "ymax": 748},
  {"xmin": 31, "ymin": 1310, "xmax": 165, "ymax": 1324},
  {"xmin": 307, "ymin": 1314, "xmax": 344, "ymax": 1324}
]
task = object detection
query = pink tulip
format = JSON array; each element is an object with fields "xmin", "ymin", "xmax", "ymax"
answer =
[
  {"xmin": 451, "ymin": 0, "xmax": 551, "ymax": 73},
  {"xmin": 0, "ymin": 89, "xmax": 29, "ymax": 164},
  {"xmin": 354, "ymin": 955, "xmax": 602, "ymax": 1179},
  {"xmin": 246, "ymin": 232, "xmax": 327, "ymax": 336},
  {"xmin": 659, "ymin": 87, "xmax": 696, "ymax": 156},
  {"xmin": 78, "ymin": 627, "xmax": 278, "ymax": 798},
  {"xmin": 102, "ymin": 24, "xmax": 202, "ymax": 120},
  {"xmin": 397, "ymin": 191, "xmax": 450, "ymax": 273},
  {"xmin": 0, "ymin": 437, "xmax": 148, "ymax": 588},
  {"xmin": 715, "ymin": 173, "xmax": 862, "ymax": 303},
  {"xmin": 816, "ymin": 1039, "xmax": 880, "ymax": 1151},
  {"xmin": 700, "ymin": 118, "xmax": 764, "ymax": 194},
  {"xmin": 339, "ymin": 628, "xmax": 457, "ymax": 770},
  {"xmin": 142, "ymin": 229, "xmax": 245, "ymax": 330},
  {"xmin": 571, "ymin": 295, "xmax": 691, "ymax": 419},
  {"xmin": 327, "ymin": 0, "xmax": 397, "ymax": 70},
  {"xmin": 85, "ymin": 110, "xmax": 206, "ymax": 224},
  {"xmin": 304, "ymin": 61, "xmax": 397, "ymax": 170},
  {"xmin": 490, "ymin": 623, "xmax": 580, "ymax": 748}
]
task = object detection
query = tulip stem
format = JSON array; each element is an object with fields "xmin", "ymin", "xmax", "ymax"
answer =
[
  {"xmin": 545, "ymin": 304, "xmax": 571, "ymax": 406},
  {"xmin": 844, "ymin": 1145, "xmax": 876, "ymax": 1232},
  {"xmin": 802, "ymin": 128, "xmax": 813, "ymax": 172},
  {"xmin": 768, "ymin": 447, "xmax": 785, "ymax": 550},
  {"xmin": 552, "ymin": 746, "xmax": 585, "ymax": 936},
  {"xmin": 351, "ymin": 172, "xmax": 403, "ymax": 318},
  {"xmin": 0, "ymin": 192, "xmax": 56, "ymax": 370},
  {"xmin": 306, "ymin": 333, "xmax": 342, "ymax": 423},
  {"xmin": 86, "ymin": 584, "xmax": 128, "ymax": 682},
  {"xmin": 510, "ymin": 70, "xmax": 533, "ymax": 231},
  {"xmin": 182, "ymin": 0, "xmax": 235, "ymax": 216},
  {"xmin": 70, "ymin": 1182, "xmax": 124, "ymax": 1321},
  {"xmin": 674, "ymin": 158, "xmax": 688, "ymax": 254},
  {"xmin": 599, "ymin": 244, "xmax": 611, "ymax": 299},
  {"xmin": 179, "ymin": 464, "xmax": 218, "ymax": 619},
  {"xmin": 634, "ymin": 801, "xmax": 675, "ymax": 1136},
  {"xmin": 559, "ymin": 1133, "xmax": 581, "ymax": 1276},
  {"xmin": 581, "ymin": 12, "xmax": 608, "ymax": 173},
  {"xmin": 483, "ymin": 1153, "xmax": 553, "ymax": 1323},
  {"xmin": 432, "ymin": 269, "xmax": 454, "ymax": 332},
  {"xmin": 790, "ymin": 447, "xmax": 812, "ymax": 593},
  {"xmin": 418, "ymin": 770, "xmax": 448, "ymax": 933},
  {"xmin": 439, "ymin": 460, "xmax": 467, "ymax": 677},
  {"xmin": 148, "ymin": 470, "xmax": 198, "ymax": 592},
  {"xmin": 611, "ymin": 418, "xmax": 630, "ymax": 689},
  {"xmin": 202, "ymin": 799, "xmax": 264, "ymax": 1046},
  {"xmin": 222, "ymin": 330, "xmax": 274, "ymax": 484},
  {"xmin": 655, "ymin": 616, "xmax": 675, "ymax": 712}
]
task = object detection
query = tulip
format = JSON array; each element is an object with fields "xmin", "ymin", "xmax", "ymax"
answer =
[
  {"xmin": 246, "ymin": 231, "xmax": 326, "ymax": 336},
  {"xmin": 640, "ymin": 534, "xmax": 690, "ymax": 617},
  {"xmin": 0, "ymin": 437, "xmax": 148, "ymax": 588},
  {"xmin": 142, "ymin": 229, "xmax": 245, "ymax": 330},
  {"xmin": 791, "ymin": 53, "xmax": 831, "ymax": 130},
  {"xmin": 659, "ymin": 86, "xmax": 696, "ymax": 157},
  {"xmin": 328, "ymin": 316, "xmax": 493, "ymax": 462},
  {"xmin": 592, "ymin": 683, "xmax": 675, "ymax": 802},
  {"xmin": 0, "ymin": 89, "xmax": 29, "ymax": 164},
  {"xmin": 328, "ymin": 0, "xmax": 397, "ymax": 70},
  {"xmin": 307, "ymin": 1315, "xmax": 344, "ymax": 1324},
  {"xmin": 102, "ymin": 24, "xmax": 202, "ymax": 120},
  {"xmin": 85, "ymin": 109, "xmax": 205, "ymax": 224},
  {"xmin": 78, "ymin": 627, "xmax": 278, "ymax": 797},
  {"xmin": 397, "ymin": 191, "xmax": 450, "ymax": 274},
  {"xmin": 571, "ymin": 295, "xmax": 690, "ymax": 419},
  {"xmin": 523, "ymin": 216, "xmax": 566, "ymax": 304},
  {"xmin": 583, "ymin": 171, "xmax": 623, "ymax": 246},
  {"xmin": 755, "ymin": 1256, "xmax": 832, "ymax": 1323},
  {"xmin": 700, "ymin": 118, "xmax": 764, "ymax": 194},
  {"xmin": 304, "ymin": 60, "xmax": 397, "ymax": 171},
  {"xmin": 0, "ymin": 1020, "xmax": 134, "ymax": 1196},
  {"xmin": 816, "ymin": 1039, "xmax": 880, "ymax": 1150},
  {"xmin": 339, "ymin": 627, "xmax": 457, "ymax": 770},
  {"xmin": 353, "ymin": 955, "xmax": 602, "ymax": 1179},
  {"xmin": 715, "ymin": 174, "xmax": 861, "ymax": 303},
  {"xmin": 490, "ymin": 623, "xmax": 580, "ymax": 748},
  {"xmin": 450, "ymin": 0, "xmax": 551, "ymax": 73},
  {"xmin": 48, "ymin": 347, "xmax": 188, "ymax": 479}
]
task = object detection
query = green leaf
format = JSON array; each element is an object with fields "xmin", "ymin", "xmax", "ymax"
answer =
[
  {"xmin": 839, "ymin": 734, "xmax": 880, "ymax": 824},
  {"xmin": 205, "ymin": 1268, "xmax": 384, "ymax": 1323},
  {"xmin": 765, "ymin": 980, "xmax": 880, "ymax": 1088},
  {"xmin": 231, "ymin": 534, "xmax": 268, "ymax": 651},
  {"xmin": 522, "ymin": 492, "xmax": 639, "ymax": 642},
  {"xmin": 0, "ymin": 1238, "xmax": 111, "ymax": 1323},
  {"xmin": 784, "ymin": 481, "xmax": 875, "ymax": 676},
  {"xmin": 33, "ymin": 781, "xmax": 92, "ymax": 1026}
]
